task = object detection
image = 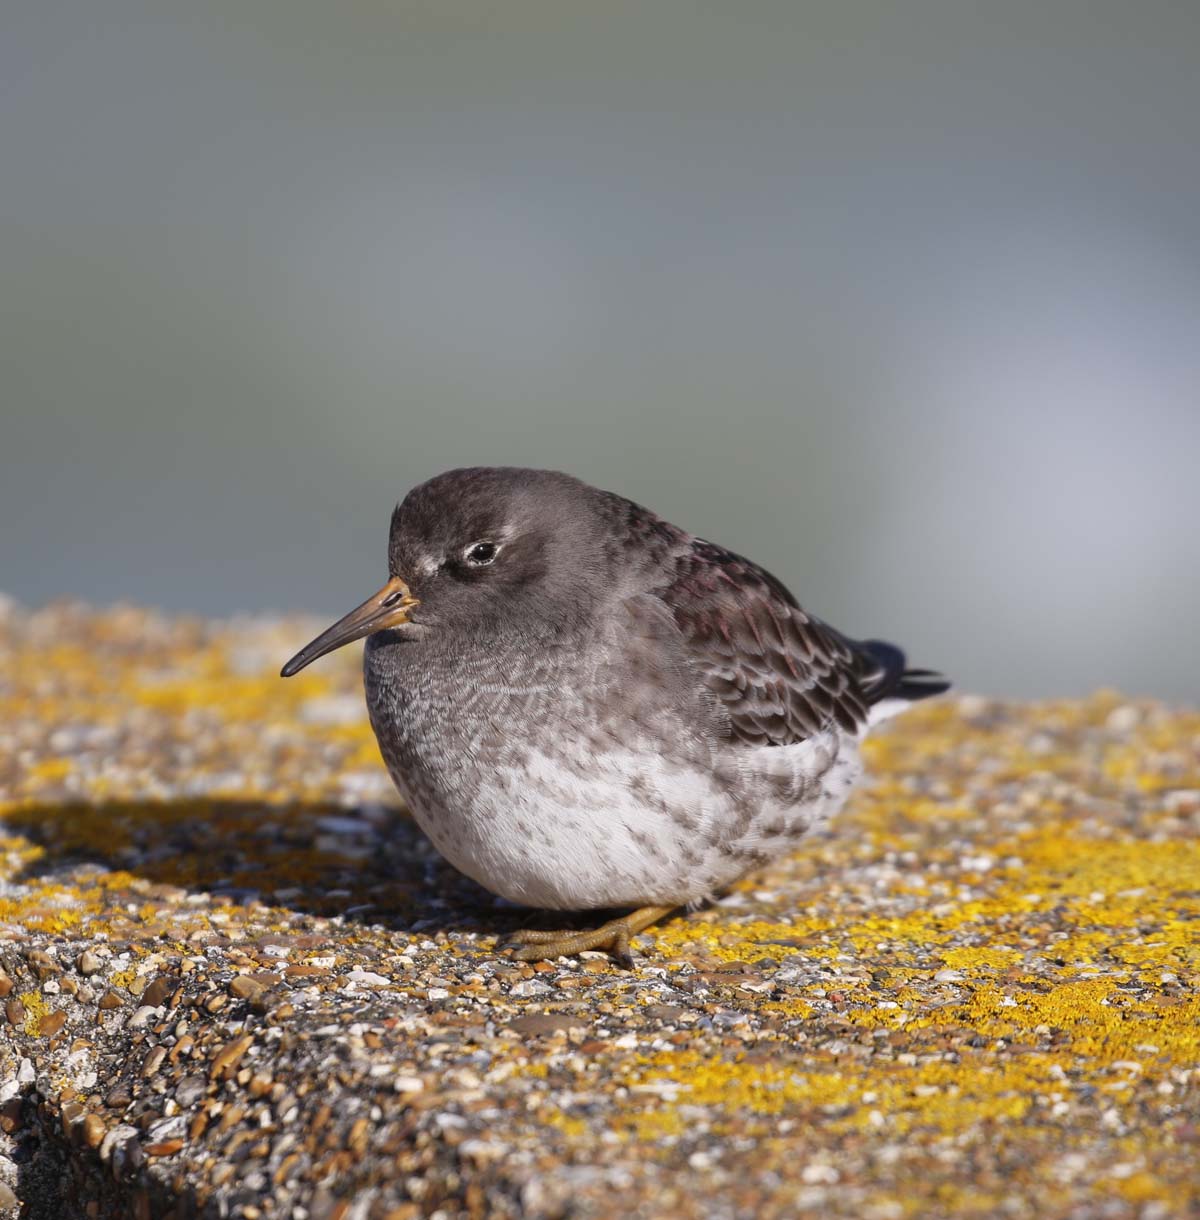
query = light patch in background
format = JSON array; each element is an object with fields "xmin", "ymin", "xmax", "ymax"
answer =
[{"xmin": 865, "ymin": 217, "xmax": 1199, "ymax": 695}]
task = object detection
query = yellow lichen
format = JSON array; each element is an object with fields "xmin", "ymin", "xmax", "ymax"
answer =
[{"xmin": 18, "ymin": 989, "xmax": 51, "ymax": 1036}]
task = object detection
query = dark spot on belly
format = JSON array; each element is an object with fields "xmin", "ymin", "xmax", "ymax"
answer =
[
  {"xmin": 670, "ymin": 806, "xmax": 700, "ymax": 832},
  {"xmin": 681, "ymin": 843, "xmax": 704, "ymax": 868},
  {"xmin": 730, "ymin": 846, "xmax": 772, "ymax": 867},
  {"xmin": 723, "ymin": 803, "xmax": 755, "ymax": 840},
  {"xmin": 628, "ymin": 769, "xmax": 678, "ymax": 816},
  {"xmin": 625, "ymin": 824, "xmax": 664, "ymax": 860}
]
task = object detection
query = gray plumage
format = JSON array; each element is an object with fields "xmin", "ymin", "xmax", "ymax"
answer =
[{"xmin": 349, "ymin": 467, "xmax": 948, "ymax": 912}]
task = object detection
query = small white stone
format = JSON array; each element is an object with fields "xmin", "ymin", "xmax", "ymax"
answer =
[
  {"xmin": 802, "ymin": 1163, "xmax": 840, "ymax": 1185},
  {"xmin": 1163, "ymin": 790, "xmax": 1200, "ymax": 812},
  {"xmin": 459, "ymin": 1139, "xmax": 505, "ymax": 1166},
  {"xmin": 345, "ymin": 970, "xmax": 391, "ymax": 988},
  {"xmin": 509, "ymin": 979, "xmax": 553, "ymax": 997},
  {"xmin": 1105, "ymin": 705, "xmax": 1141, "ymax": 732},
  {"xmin": 960, "ymin": 855, "xmax": 995, "ymax": 872},
  {"xmin": 147, "ymin": 1114, "xmax": 187, "ymax": 1142},
  {"xmin": 98, "ymin": 1124, "xmax": 140, "ymax": 1165}
]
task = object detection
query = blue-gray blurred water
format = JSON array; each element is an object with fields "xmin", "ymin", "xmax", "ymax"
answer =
[{"xmin": 2, "ymin": 2, "xmax": 1198, "ymax": 698}]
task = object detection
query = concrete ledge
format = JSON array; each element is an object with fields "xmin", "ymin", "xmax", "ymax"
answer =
[{"xmin": 1, "ymin": 604, "xmax": 1197, "ymax": 1218}]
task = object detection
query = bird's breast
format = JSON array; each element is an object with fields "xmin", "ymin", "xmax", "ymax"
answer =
[
  {"xmin": 361, "ymin": 635, "xmax": 860, "ymax": 911},
  {"xmin": 363, "ymin": 639, "xmax": 723, "ymax": 907}
]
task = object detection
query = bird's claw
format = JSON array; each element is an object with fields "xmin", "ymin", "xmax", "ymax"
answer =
[{"xmin": 500, "ymin": 905, "xmax": 675, "ymax": 968}]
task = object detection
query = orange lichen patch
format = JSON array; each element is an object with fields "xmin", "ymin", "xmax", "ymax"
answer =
[
  {"xmin": 937, "ymin": 946, "xmax": 1023, "ymax": 970},
  {"xmin": 592, "ymin": 1048, "xmax": 1072, "ymax": 1141},
  {"xmin": 656, "ymin": 820, "xmax": 1198, "ymax": 981},
  {"xmin": 132, "ymin": 658, "xmax": 330, "ymax": 723},
  {"xmin": 0, "ymin": 614, "xmax": 407, "ymax": 917},
  {"xmin": 0, "ymin": 875, "xmax": 111, "ymax": 934},
  {"xmin": 337, "ymin": 732, "xmax": 391, "ymax": 771},
  {"xmin": 18, "ymin": 989, "xmax": 52, "ymax": 1035},
  {"xmin": 1105, "ymin": 1171, "xmax": 1174, "ymax": 1204},
  {"xmin": 654, "ymin": 916, "xmax": 837, "ymax": 963},
  {"xmin": 26, "ymin": 758, "xmax": 75, "ymax": 784},
  {"xmin": 0, "ymin": 614, "xmax": 382, "ymax": 812},
  {"xmin": 923, "ymin": 980, "xmax": 1200, "ymax": 1065}
]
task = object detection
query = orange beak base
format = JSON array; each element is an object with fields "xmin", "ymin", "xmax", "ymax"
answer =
[{"xmin": 280, "ymin": 576, "xmax": 418, "ymax": 677}]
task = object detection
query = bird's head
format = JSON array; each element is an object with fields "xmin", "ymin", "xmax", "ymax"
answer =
[{"xmin": 280, "ymin": 467, "xmax": 612, "ymax": 676}]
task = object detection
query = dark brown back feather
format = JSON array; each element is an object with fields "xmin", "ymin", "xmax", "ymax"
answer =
[{"xmin": 655, "ymin": 539, "xmax": 886, "ymax": 746}]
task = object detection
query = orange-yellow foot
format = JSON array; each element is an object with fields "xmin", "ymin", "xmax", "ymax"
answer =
[{"xmin": 504, "ymin": 905, "xmax": 677, "ymax": 968}]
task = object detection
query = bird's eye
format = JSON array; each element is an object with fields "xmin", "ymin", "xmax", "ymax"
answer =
[{"xmin": 465, "ymin": 541, "xmax": 499, "ymax": 566}]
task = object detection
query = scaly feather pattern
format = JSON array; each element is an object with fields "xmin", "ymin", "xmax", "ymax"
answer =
[{"xmin": 655, "ymin": 539, "xmax": 929, "ymax": 746}]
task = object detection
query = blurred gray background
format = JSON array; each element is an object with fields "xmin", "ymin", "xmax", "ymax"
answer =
[{"xmin": 2, "ymin": 2, "xmax": 1198, "ymax": 699}]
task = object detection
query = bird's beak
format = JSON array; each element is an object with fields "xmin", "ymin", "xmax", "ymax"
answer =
[{"xmin": 280, "ymin": 576, "xmax": 418, "ymax": 677}]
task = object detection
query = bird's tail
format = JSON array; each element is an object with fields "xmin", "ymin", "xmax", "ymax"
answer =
[{"xmin": 856, "ymin": 639, "xmax": 951, "ymax": 725}]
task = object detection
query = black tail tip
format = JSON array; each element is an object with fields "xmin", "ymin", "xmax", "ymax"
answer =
[
  {"xmin": 894, "ymin": 667, "xmax": 952, "ymax": 701},
  {"xmin": 859, "ymin": 640, "xmax": 950, "ymax": 703}
]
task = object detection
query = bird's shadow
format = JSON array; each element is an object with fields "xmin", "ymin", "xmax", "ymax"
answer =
[{"xmin": 4, "ymin": 797, "xmax": 573, "ymax": 944}]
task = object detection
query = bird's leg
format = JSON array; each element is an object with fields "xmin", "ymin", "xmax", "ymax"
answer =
[{"xmin": 504, "ymin": 905, "xmax": 677, "ymax": 968}]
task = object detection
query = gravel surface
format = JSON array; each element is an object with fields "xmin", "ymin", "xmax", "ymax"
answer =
[{"xmin": 1, "ymin": 602, "xmax": 1197, "ymax": 1219}]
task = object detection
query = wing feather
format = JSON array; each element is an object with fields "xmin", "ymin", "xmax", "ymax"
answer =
[{"xmin": 655, "ymin": 540, "xmax": 874, "ymax": 747}]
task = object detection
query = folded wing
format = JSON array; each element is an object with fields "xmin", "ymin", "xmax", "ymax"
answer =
[{"xmin": 655, "ymin": 539, "xmax": 947, "ymax": 747}]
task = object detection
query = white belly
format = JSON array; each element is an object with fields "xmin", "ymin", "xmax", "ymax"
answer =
[{"xmin": 384, "ymin": 731, "xmax": 862, "ymax": 911}]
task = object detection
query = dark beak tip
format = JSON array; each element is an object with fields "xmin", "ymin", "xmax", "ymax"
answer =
[
  {"xmin": 280, "ymin": 651, "xmax": 312, "ymax": 678},
  {"xmin": 280, "ymin": 576, "xmax": 413, "ymax": 681}
]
